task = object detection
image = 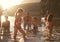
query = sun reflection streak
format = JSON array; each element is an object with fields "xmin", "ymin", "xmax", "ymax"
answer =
[{"xmin": 0, "ymin": 0, "xmax": 24, "ymax": 10}]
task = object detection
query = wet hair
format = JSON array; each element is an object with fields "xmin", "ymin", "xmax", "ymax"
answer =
[
  {"xmin": 15, "ymin": 8, "xmax": 23, "ymax": 16},
  {"xmin": 17, "ymin": 8, "xmax": 23, "ymax": 13},
  {"xmin": 47, "ymin": 14, "xmax": 53, "ymax": 22}
]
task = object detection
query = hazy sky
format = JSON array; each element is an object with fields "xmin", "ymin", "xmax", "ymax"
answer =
[
  {"xmin": 0, "ymin": 0, "xmax": 40, "ymax": 10},
  {"xmin": 23, "ymin": 0, "xmax": 41, "ymax": 3}
]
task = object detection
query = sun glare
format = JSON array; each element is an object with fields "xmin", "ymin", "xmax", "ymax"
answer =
[
  {"xmin": 0, "ymin": 0, "xmax": 24, "ymax": 10},
  {"xmin": 1, "ymin": 15, "xmax": 5, "ymax": 22}
]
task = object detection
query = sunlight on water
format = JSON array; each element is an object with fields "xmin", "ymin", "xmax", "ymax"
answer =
[
  {"xmin": 1, "ymin": 15, "xmax": 5, "ymax": 22},
  {"xmin": 8, "ymin": 16, "xmax": 15, "ymax": 32}
]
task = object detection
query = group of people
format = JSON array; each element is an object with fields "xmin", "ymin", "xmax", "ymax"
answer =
[
  {"xmin": 14, "ymin": 8, "xmax": 39, "ymax": 41},
  {"xmin": 1, "ymin": 8, "xmax": 39, "ymax": 42},
  {"xmin": 1, "ymin": 8, "xmax": 54, "ymax": 42}
]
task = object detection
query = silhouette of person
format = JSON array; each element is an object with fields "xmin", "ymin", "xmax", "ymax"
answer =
[
  {"xmin": 2, "ymin": 16, "xmax": 10, "ymax": 41},
  {"xmin": 32, "ymin": 16, "xmax": 39, "ymax": 34}
]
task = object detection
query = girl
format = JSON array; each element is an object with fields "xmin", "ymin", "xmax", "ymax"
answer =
[{"xmin": 14, "ymin": 8, "xmax": 26, "ymax": 42}]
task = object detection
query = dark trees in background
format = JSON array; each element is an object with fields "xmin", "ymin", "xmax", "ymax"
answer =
[{"xmin": 40, "ymin": 0, "xmax": 60, "ymax": 17}]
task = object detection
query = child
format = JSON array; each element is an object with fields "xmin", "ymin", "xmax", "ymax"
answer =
[{"xmin": 32, "ymin": 16, "xmax": 39, "ymax": 34}]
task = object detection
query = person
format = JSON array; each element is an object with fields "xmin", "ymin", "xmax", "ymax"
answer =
[
  {"xmin": 14, "ymin": 8, "xmax": 26, "ymax": 42},
  {"xmin": 46, "ymin": 14, "xmax": 53, "ymax": 39},
  {"xmin": 24, "ymin": 12, "xmax": 32, "ymax": 32},
  {"xmin": 2, "ymin": 16, "xmax": 10, "ymax": 41},
  {"xmin": 32, "ymin": 16, "xmax": 39, "ymax": 34},
  {"xmin": 2, "ymin": 16, "xmax": 10, "ymax": 34}
]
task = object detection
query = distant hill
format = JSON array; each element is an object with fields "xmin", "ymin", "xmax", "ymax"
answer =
[{"xmin": 6, "ymin": 2, "xmax": 40, "ymax": 16}]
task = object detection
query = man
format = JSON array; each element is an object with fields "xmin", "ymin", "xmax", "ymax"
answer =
[
  {"xmin": 2, "ymin": 16, "xmax": 10, "ymax": 39},
  {"xmin": 24, "ymin": 12, "xmax": 32, "ymax": 32}
]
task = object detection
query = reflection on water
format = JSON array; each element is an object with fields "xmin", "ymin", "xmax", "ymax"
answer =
[{"xmin": 1, "ymin": 16, "xmax": 60, "ymax": 42}]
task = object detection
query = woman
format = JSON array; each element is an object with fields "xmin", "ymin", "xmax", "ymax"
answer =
[
  {"xmin": 14, "ymin": 8, "xmax": 26, "ymax": 42},
  {"xmin": 46, "ymin": 14, "xmax": 53, "ymax": 39}
]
